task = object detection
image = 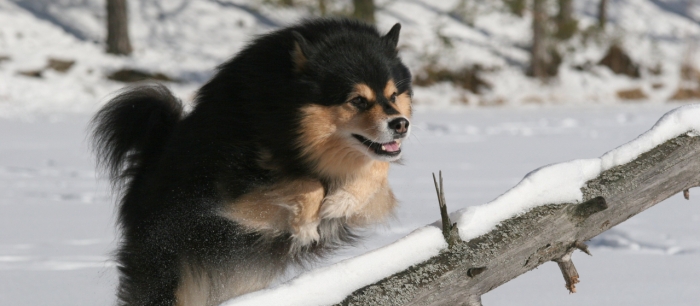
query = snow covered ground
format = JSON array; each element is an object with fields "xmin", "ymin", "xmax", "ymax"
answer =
[
  {"xmin": 1, "ymin": 104, "xmax": 699, "ymax": 305},
  {"xmin": 2, "ymin": 0, "xmax": 700, "ymax": 304}
]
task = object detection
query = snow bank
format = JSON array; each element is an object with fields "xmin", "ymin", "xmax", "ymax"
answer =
[
  {"xmin": 455, "ymin": 158, "xmax": 602, "ymax": 241},
  {"xmin": 600, "ymin": 104, "xmax": 700, "ymax": 169},
  {"xmin": 222, "ymin": 104, "xmax": 699, "ymax": 306},
  {"xmin": 222, "ymin": 227, "xmax": 446, "ymax": 306}
]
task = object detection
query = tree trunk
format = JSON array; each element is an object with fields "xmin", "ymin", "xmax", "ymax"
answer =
[
  {"xmin": 334, "ymin": 133, "xmax": 700, "ymax": 305},
  {"xmin": 318, "ymin": 0, "xmax": 327, "ymax": 16},
  {"xmin": 557, "ymin": 0, "xmax": 573, "ymax": 21},
  {"xmin": 555, "ymin": 0, "xmax": 577, "ymax": 40},
  {"xmin": 353, "ymin": 0, "xmax": 376, "ymax": 24},
  {"xmin": 598, "ymin": 0, "xmax": 607, "ymax": 29},
  {"xmin": 530, "ymin": 0, "xmax": 547, "ymax": 79},
  {"xmin": 106, "ymin": 0, "xmax": 132, "ymax": 55},
  {"xmin": 504, "ymin": 0, "xmax": 526, "ymax": 17}
]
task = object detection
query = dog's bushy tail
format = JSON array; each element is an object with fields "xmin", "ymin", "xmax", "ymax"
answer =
[{"xmin": 91, "ymin": 84, "xmax": 183, "ymax": 188}]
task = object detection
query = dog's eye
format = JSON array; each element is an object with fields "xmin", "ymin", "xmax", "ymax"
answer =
[
  {"xmin": 389, "ymin": 92, "xmax": 398, "ymax": 103},
  {"xmin": 351, "ymin": 96, "xmax": 369, "ymax": 109}
]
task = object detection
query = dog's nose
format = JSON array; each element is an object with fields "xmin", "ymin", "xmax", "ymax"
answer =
[{"xmin": 388, "ymin": 118, "xmax": 409, "ymax": 135}]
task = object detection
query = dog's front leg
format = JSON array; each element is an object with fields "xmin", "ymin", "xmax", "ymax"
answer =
[
  {"xmin": 284, "ymin": 180, "xmax": 325, "ymax": 246},
  {"xmin": 320, "ymin": 161, "xmax": 389, "ymax": 220}
]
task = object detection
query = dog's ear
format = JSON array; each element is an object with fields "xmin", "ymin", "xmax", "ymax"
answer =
[
  {"xmin": 383, "ymin": 23, "xmax": 401, "ymax": 50},
  {"xmin": 292, "ymin": 31, "xmax": 311, "ymax": 72}
]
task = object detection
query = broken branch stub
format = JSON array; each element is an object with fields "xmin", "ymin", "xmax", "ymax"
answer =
[
  {"xmin": 433, "ymin": 171, "xmax": 460, "ymax": 247},
  {"xmin": 552, "ymin": 240, "xmax": 592, "ymax": 294},
  {"xmin": 554, "ymin": 251, "xmax": 580, "ymax": 293},
  {"xmin": 574, "ymin": 240, "xmax": 591, "ymax": 256}
]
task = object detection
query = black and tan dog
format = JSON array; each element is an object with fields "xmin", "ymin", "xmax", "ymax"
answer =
[{"xmin": 92, "ymin": 18, "xmax": 412, "ymax": 305}]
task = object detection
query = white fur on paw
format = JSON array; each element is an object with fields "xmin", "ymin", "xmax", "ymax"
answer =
[
  {"xmin": 291, "ymin": 220, "xmax": 320, "ymax": 246},
  {"xmin": 320, "ymin": 190, "xmax": 359, "ymax": 219}
]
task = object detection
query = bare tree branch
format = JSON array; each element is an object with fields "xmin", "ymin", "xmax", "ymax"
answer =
[{"xmin": 335, "ymin": 134, "xmax": 700, "ymax": 305}]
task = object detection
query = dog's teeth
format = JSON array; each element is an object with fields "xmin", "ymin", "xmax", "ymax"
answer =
[
  {"xmin": 397, "ymin": 143, "xmax": 401, "ymax": 148},
  {"xmin": 381, "ymin": 145, "xmax": 386, "ymax": 151}
]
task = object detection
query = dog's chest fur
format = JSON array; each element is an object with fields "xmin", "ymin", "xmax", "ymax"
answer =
[{"xmin": 220, "ymin": 160, "xmax": 395, "ymax": 247}]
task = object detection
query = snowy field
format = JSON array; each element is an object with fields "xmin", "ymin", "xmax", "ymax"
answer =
[
  {"xmin": 1, "ymin": 104, "xmax": 698, "ymax": 305},
  {"xmin": 2, "ymin": 0, "xmax": 700, "ymax": 304}
]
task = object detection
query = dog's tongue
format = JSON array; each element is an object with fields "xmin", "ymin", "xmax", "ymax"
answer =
[{"xmin": 382, "ymin": 141, "xmax": 400, "ymax": 152}]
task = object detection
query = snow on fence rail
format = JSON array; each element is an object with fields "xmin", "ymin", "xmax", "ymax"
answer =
[{"xmin": 222, "ymin": 104, "xmax": 700, "ymax": 306}]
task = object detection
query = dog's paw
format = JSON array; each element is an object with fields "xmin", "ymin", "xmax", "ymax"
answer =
[
  {"xmin": 320, "ymin": 190, "xmax": 359, "ymax": 219},
  {"xmin": 291, "ymin": 220, "xmax": 320, "ymax": 246}
]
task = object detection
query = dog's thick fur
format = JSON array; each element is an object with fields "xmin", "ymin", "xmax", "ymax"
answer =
[{"xmin": 92, "ymin": 19, "xmax": 412, "ymax": 306}]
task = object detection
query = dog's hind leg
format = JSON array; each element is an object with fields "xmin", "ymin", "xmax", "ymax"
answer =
[{"xmin": 175, "ymin": 264, "xmax": 209, "ymax": 306}]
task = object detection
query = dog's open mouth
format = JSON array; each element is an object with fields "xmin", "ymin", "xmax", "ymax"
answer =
[{"xmin": 352, "ymin": 134, "xmax": 402, "ymax": 156}]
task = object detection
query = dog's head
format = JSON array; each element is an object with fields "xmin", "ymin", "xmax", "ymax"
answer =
[{"xmin": 292, "ymin": 22, "xmax": 412, "ymax": 178}]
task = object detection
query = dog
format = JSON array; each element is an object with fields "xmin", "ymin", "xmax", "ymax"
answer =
[{"xmin": 92, "ymin": 18, "xmax": 412, "ymax": 306}]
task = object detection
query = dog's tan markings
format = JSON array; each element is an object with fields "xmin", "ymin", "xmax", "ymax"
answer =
[
  {"xmin": 297, "ymin": 104, "xmax": 375, "ymax": 178},
  {"xmin": 348, "ymin": 179, "xmax": 396, "ymax": 226},
  {"xmin": 220, "ymin": 179, "xmax": 324, "ymax": 243},
  {"xmin": 257, "ymin": 148, "xmax": 280, "ymax": 171},
  {"xmin": 176, "ymin": 261, "xmax": 279, "ymax": 305},
  {"xmin": 353, "ymin": 83, "xmax": 376, "ymax": 101},
  {"xmin": 384, "ymin": 79, "xmax": 398, "ymax": 98},
  {"xmin": 175, "ymin": 264, "xmax": 209, "ymax": 306},
  {"xmin": 383, "ymin": 79, "xmax": 412, "ymax": 117},
  {"xmin": 395, "ymin": 92, "xmax": 412, "ymax": 117},
  {"xmin": 284, "ymin": 179, "xmax": 325, "ymax": 244},
  {"xmin": 322, "ymin": 161, "xmax": 396, "ymax": 224},
  {"xmin": 217, "ymin": 269, "xmax": 276, "ymax": 302},
  {"xmin": 351, "ymin": 103, "xmax": 386, "ymax": 142}
]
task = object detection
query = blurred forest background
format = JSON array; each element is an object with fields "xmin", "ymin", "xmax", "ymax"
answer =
[{"xmin": 0, "ymin": 0, "xmax": 699, "ymax": 116}]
